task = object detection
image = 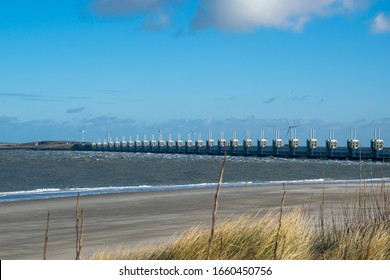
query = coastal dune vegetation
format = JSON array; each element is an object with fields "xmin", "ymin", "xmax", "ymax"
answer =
[
  {"xmin": 88, "ymin": 160, "xmax": 389, "ymax": 260},
  {"xmin": 89, "ymin": 186, "xmax": 389, "ymax": 260}
]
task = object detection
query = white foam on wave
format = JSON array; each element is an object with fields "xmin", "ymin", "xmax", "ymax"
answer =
[
  {"xmin": 258, "ymin": 177, "xmax": 390, "ymax": 186},
  {"xmin": 1, "ymin": 178, "xmax": 389, "ymax": 203}
]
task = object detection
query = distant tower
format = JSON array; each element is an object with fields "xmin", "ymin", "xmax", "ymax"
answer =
[
  {"xmin": 185, "ymin": 133, "xmax": 193, "ymax": 148},
  {"xmin": 158, "ymin": 130, "xmax": 165, "ymax": 147},
  {"xmin": 288, "ymin": 128, "xmax": 299, "ymax": 149},
  {"xmin": 347, "ymin": 129, "xmax": 359, "ymax": 149},
  {"xmin": 230, "ymin": 131, "xmax": 239, "ymax": 147},
  {"xmin": 273, "ymin": 130, "xmax": 282, "ymax": 149},
  {"xmin": 176, "ymin": 133, "xmax": 183, "ymax": 148},
  {"xmin": 243, "ymin": 130, "xmax": 252, "ymax": 148},
  {"xmin": 108, "ymin": 135, "xmax": 114, "ymax": 149},
  {"xmin": 371, "ymin": 128, "xmax": 384, "ymax": 151},
  {"xmin": 207, "ymin": 131, "xmax": 214, "ymax": 147},
  {"xmin": 142, "ymin": 135, "xmax": 149, "ymax": 147},
  {"xmin": 128, "ymin": 136, "xmax": 134, "ymax": 148},
  {"xmin": 326, "ymin": 129, "xmax": 337, "ymax": 149},
  {"xmin": 218, "ymin": 131, "xmax": 227, "ymax": 154},
  {"xmin": 184, "ymin": 133, "xmax": 193, "ymax": 153},
  {"xmin": 307, "ymin": 128, "xmax": 317, "ymax": 149},
  {"xmin": 135, "ymin": 134, "xmax": 142, "ymax": 148},
  {"xmin": 167, "ymin": 134, "xmax": 174, "ymax": 147},
  {"xmin": 115, "ymin": 137, "xmax": 121, "ymax": 150},
  {"xmin": 258, "ymin": 129, "xmax": 267, "ymax": 148},
  {"xmin": 97, "ymin": 139, "xmax": 102, "ymax": 150},
  {"xmin": 196, "ymin": 132, "xmax": 203, "ymax": 148},
  {"xmin": 79, "ymin": 129, "xmax": 85, "ymax": 143},
  {"xmin": 150, "ymin": 134, "xmax": 157, "ymax": 147},
  {"xmin": 121, "ymin": 136, "xmax": 127, "ymax": 149}
]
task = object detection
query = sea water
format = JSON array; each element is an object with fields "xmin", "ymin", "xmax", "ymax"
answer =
[{"xmin": 0, "ymin": 150, "xmax": 389, "ymax": 203}]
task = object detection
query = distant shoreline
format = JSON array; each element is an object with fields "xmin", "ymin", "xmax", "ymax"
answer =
[{"xmin": 0, "ymin": 141, "xmax": 92, "ymax": 151}]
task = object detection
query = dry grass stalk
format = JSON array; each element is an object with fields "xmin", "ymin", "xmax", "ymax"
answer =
[
  {"xmin": 75, "ymin": 193, "xmax": 84, "ymax": 260},
  {"xmin": 363, "ymin": 222, "xmax": 377, "ymax": 260},
  {"xmin": 43, "ymin": 211, "xmax": 50, "ymax": 260},
  {"xmin": 273, "ymin": 183, "xmax": 286, "ymax": 260},
  {"xmin": 206, "ymin": 146, "xmax": 227, "ymax": 260},
  {"xmin": 89, "ymin": 162, "xmax": 389, "ymax": 261},
  {"xmin": 90, "ymin": 183, "xmax": 389, "ymax": 260},
  {"xmin": 76, "ymin": 193, "xmax": 80, "ymax": 259},
  {"xmin": 90, "ymin": 210, "xmax": 313, "ymax": 260},
  {"xmin": 78, "ymin": 209, "xmax": 85, "ymax": 260},
  {"xmin": 320, "ymin": 186, "xmax": 326, "ymax": 260}
]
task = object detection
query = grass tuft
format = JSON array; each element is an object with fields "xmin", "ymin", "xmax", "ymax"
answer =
[
  {"xmin": 90, "ymin": 210, "xmax": 314, "ymax": 260},
  {"xmin": 90, "ymin": 181, "xmax": 389, "ymax": 260}
]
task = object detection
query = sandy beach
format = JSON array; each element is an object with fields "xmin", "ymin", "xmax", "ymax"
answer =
[{"xmin": 0, "ymin": 183, "xmax": 358, "ymax": 260}]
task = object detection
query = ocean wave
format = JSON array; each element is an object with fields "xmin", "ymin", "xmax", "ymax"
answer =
[{"xmin": 1, "ymin": 177, "xmax": 389, "ymax": 203}]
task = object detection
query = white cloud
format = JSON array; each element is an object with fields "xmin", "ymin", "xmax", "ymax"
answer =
[
  {"xmin": 190, "ymin": 0, "xmax": 368, "ymax": 31},
  {"xmin": 371, "ymin": 12, "xmax": 390, "ymax": 34},
  {"xmin": 88, "ymin": 0, "xmax": 371, "ymax": 32}
]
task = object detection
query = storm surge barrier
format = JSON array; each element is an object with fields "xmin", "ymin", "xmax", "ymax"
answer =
[{"xmin": 91, "ymin": 129, "xmax": 390, "ymax": 161}]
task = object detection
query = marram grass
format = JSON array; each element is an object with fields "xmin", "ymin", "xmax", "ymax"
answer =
[
  {"xmin": 89, "ymin": 210, "xmax": 389, "ymax": 260},
  {"xmin": 90, "ymin": 185, "xmax": 389, "ymax": 260},
  {"xmin": 90, "ymin": 210, "xmax": 313, "ymax": 260}
]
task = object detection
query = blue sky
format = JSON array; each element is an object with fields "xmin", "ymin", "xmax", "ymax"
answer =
[{"xmin": 1, "ymin": 0, "xmax": 390, "ymax": 145}]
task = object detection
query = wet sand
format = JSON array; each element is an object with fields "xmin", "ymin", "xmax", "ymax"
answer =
[{"xmin": 0, "ymin": 183, "xmax": 357, "ymax": 260}]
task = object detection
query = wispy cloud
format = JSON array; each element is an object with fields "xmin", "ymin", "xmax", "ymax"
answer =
[
  {"xmin": 190, "ymin": 0, "xmax": 368, "ymax": 32},
  {"xmin": 89, "ymin": 0, "xmax": 175, "ymax": 15},
  {"xmin": 1, "ymin": 115, "xmax": 389, "ymax": 144},
  {"xmin": 287, "ymin": 95, "xmax": 308, "ymax": 102},
  {"xmin": 0, "ymin": 92, "xmax": 37, "ymax": 97},
  {"xmin": 371, "ymin": 12, "xmax": 390, "ymax": 34},
  {"xmin": 89, "ymin": 0, "xmax": 183, "ymax": 30},
  {"xmin": 65, "ymin": 95, "xmax": 91, "ymax": 100},
  {"xmin": 66, "ymin": 107, "xmax": 85, "ymax": 114},
  {"xmin": 0, "ymin": 92, "xmax": 50, "ymax": 101},
  {"xmin": 143, "ymin": 11, "xmax": 171, "ymax": 30},
  {"xmin": 264, "ymin": 97, "xmax": 278, "ymax": 104}
]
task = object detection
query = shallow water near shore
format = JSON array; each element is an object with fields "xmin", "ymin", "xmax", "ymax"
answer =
[{"xmin": 1, "ymin": 150, "xmax": 389, "ymax": 202}]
